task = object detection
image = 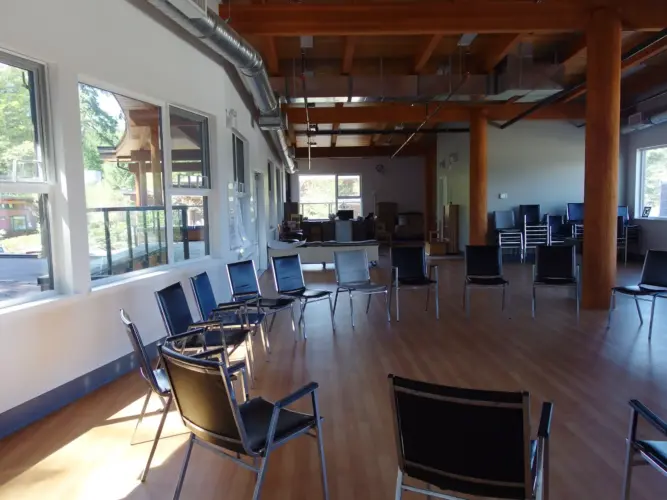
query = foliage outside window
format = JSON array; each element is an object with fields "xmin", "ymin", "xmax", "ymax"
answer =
[
  {"xmin": 298, "ymin": 174, "xmax": 362, "ymax": 219},
  {"xmin": 169, "ymin": 106, "xmax": 209, "ymax": 189},
  {"xmin": 0, "ymin": 54, "xmax": 53, "ymax": 306},
  {"xmin": 640, "ymin": 146, "xmax": 667, "ymax": 217},
  {"xmin": 79, "ymin": 83, "xmax": 167, "ymax": 280},
  {"xmin": 172, "ymin": 195, "xmax": 209, "ymax": 262}
]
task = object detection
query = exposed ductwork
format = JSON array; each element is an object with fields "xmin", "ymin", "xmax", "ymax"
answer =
[{"xmin": 143, "ymin": 0, "xmax": 296, "ymax": 172}]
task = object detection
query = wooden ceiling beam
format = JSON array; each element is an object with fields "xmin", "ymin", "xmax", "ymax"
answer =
[
  {"xmin": 226, "ymin": 1, "xmax": 667, "ymax": 36},
  {"xmin": 263, "ymin": 37, "xmax": 280, "ymax": 76},
  {"xmin": 295, "ymin": 146, "xmax": 425, "ymax": 159},
  {"xmin": 286, "ymin": 103, "xmax": 586, "ymax": 124},
  {"xmin": 414, "ymin": 35, "xmax": 443, "ymax": 74},
  {"xmin": 560, "ymin": 35, "xmax": 587, "ymax": 65},
  {"xmin": 622, "ymin": 64, "xmax": 667, "ymax": 104},
  {"xmin": 477, "ymin": 34, "xmax": 523, "ymax": 73},
  {"xmin": 341, "ymin": 37, "xmax": 356, "ymax": 75}
]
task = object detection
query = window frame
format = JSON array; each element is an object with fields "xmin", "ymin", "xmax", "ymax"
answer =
[
  {"xmin": 637, "ymin": 145, "xmax": 667, "ymax": 220},
  {"xmin": 232, "ymin": 132, "xmax": 247, "ymax": 192},
  {"xmin": 297, "ymin": 173, "xmax": 363, "ymax": 219},
  {"xmin": 0, "ymin": 50, "xmax": 57, "ymax": 308},
  {"xmin": 168, "ymin": 105, "xmax": 211, "ymax": 189}
]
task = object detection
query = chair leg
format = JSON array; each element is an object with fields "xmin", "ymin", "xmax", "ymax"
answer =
[
  {"xmin": 300, "ymin": 300, "xmax": 308, "ymax": 340},
  {"xmin": 131, "ymin": 389, "xmax": 152, "ymax": 445},
  {"xmin": 649, "ymin": 296, "xmax": 657, "ymax": 340},
  {"xmin": 314, "ymin": 412, "xmax": 330, "ymax": 500},
  {"xmin": 140, "ymin": 394, "xmax": 172, "ymax": 482},
  {"xmin": 465, "ymin": 285, "xmax": 470, "ymax": 318},
  {"xmin": 502, "ymin": 284, "xmax": 507, "ymax": 311},
  {"xmin": 435, "ymin": 281, "xmax": 440, "ymax": 320},
  {"xmin": 425, "ymin": 285, "xmax": 431, "ymax": 312},
  {"xmin": 532, "ymin": 285, "xmax": 536, "ymax": 319},
  {"xmin": 622, "ymin": 416, "xmax": 637, "ymax": 500},
  {"xmin": 575, "ymin": 284, "xmax": 580, "ymax": 322},
  {"xmin": 244, "ymin": 339, "xmax": 255, "ymax": 388},
  {"xmin": 173, "ymin": 433, "xmax": 195, "ymax": 500},
  {"xmin": 634, "ymin": 296, "xmax": 644, "ymax": 324},
  {"xmin": 396, "ymin": 286, "xmax": 400, "ymax": 322},
  {"xmin": 607, "ymin": 291, "xmax": 615, "ymax": 328},
  {"xmin": 366, "ymin": 294, "xmax": 372, "ymax": 314},
  {"xmin": 252, "ymin": 455, "xmax": 270, "ymax": 500},
  {"xmin": 349, "ymin": 291, "xmax": 355, "ymax": 329},
  {"xmin": 290, "ymin": 304, "xmax": 298, "ymax": 342},
  {"xmin": 333, "ymin": 289, "xmax": 340, "ymax": 313},
  {"xmin": 385, "ymin": 290, "xmax": 391, "ymax": 322},
  {"xmin": 259, "ymin": 323, "xmax": 271, "ymax": 357},
  {"xmin": 268, "ymin": 313, "xmax": 277, "ymax": 333},
  {"xmin": 328, "ymin": 295, "xmax": 336, "ymax": 334},
  {"xmin": 394, "ymin": 467, "xmax": 403, "ymax": 500}
]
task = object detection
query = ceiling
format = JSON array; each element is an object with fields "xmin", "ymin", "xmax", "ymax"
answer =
[{"xmin": 224, "ymin": 0, "xmax": 667, "ymax": 156}]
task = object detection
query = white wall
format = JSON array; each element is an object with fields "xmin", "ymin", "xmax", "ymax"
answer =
[
  {"xmin": 437, "ymin": 121, "xmax": 626, "ymax": 250},
  {"xmin": 0, "ymin": 0, "xmax": 282, "ymax": 414},
  {"xmin": 290, "ymin": 156, "xmax": 425, "ymax": 214},
  {"xmin": 624, "ymin": 122, "xmax": 667, "ymax": 252}
]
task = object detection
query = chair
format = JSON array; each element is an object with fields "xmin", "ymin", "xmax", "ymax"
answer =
[
  {"xmin": 271, "ymin": 254, "xmax": 335, "ymax": 339},
  {"xmin": 389, "ymin": 245, "xmax": 439, "ymax": 321},
  {"xmin": 520, "ymin": 204, "xmax": 541, "ymax": 226},
  {"xmin": 333, "ymin": 249, "xmax": 390, "ymax": 328},
  {"xmin": 159, "ymin": 344, "xmax": 329, "ymax": 500},
  {"xmin": 546, "ymin": 215, "xmax": 567, "ymax": 245},
  {"xmin": 494, "ymin": 210, "xmax": 524, "ymax": 262},
  {"xmin": 463, "ymin": 245, "xmax": 508, "ymax": 317},
  {"xmin": 622, "ymin": 399, "xmax": 667, "ymax": 499},
  {"xmin": 227, "ymin": 259, "xmax": 296, "ymax": 339},
  {"xmin": 608, "ymin": 249, "xmax": 667, "ymax": 339},
  {"xmin": 389, "ymin": 374, "xmax": 554, "ymax": 500},
  {"xmin": 532, "ymin": 245, "xmax": 579, "ymax": 320},
  {"xmin": 190, "ymin": 271, "xmax": 270, "ymax": 357},
  {"xmin": 155, "ymin": 282, "xmax": 254, "ymax": 378}
]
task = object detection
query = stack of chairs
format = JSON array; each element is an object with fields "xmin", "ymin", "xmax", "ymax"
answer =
[
  {"xmin": 521, "ymin": 205, "xmax": 548, "ymax": 262},
  {"xmin": 494, "ymin": 210, "xmax": 523, "ymax": 262}
]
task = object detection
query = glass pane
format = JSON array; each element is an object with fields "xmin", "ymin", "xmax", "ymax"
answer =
[
  {"xmin": 80, "ymin": 83, "xmax": 167, "ymax": 279},
  {"xmin": 172, "ymin": 195, "xmax": 209, "ymax": 262},
  {"xmin": 0, "ymin": 62, "xmax": 45, "ymax": 182},
  {"xmin": 643, "ymin": 147, "xmax": 667, "ymax": 217},
  {"xmin": 169, "ymin": 107, "xmax": 209, "ymax": 188},
  {"xmin": 234, "ymin": 135, "xmax": 245, "ymax": 187},
  {"xmin": 337, "ymin": 198, "xmax": 362, "ymax": 219},
  {"xmin": 299, "ymin": 174, "xmax": 335, "ymax": 220},
  {"xmin": 338, "ymin": 175, "xmax": 361, "ymax": 197},
  {"xmin": 0, "ymin": 193, "xmax": 52, "ymax": 302}
]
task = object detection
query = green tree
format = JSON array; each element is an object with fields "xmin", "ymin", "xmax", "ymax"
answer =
[{"xmin": 643, "ymin": 149, "xmax": 667, "ymax": 215}]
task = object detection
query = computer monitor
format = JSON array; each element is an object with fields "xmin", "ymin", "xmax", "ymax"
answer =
[{"xmin": 337, "ymin": 210, "xmax": 354, "ymax": 221}]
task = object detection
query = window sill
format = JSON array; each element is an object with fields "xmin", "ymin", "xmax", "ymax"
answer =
[{"xmin": 637, "ymin": 217, "xmax": 667, "ymax": 222}]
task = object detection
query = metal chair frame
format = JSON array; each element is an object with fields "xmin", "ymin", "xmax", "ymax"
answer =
[
  {"xmin": 333, "ymin": 249, "xmax": 390, "ymax": 328},
  {"xmin": 531, "ymin": 246, "xmax": 580, "ymax": 321},
  {"xmin": 271, "ymin": 254, "xmax": 336, "ymax": 339},
  {"xmin": 389, "ymin": 246, "xmax": 439, "ymax": 322},
  {"xmin": 160, "ymin": 345, "xmax": 328, "ymax": 500}
]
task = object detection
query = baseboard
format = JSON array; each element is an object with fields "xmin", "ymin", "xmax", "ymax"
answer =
[{"xmin": 0, "ymin": 340, "xmax": 160, "ymax": 440}]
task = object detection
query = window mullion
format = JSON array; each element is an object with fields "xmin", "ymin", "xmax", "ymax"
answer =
[{"xmin": 162, "ymin": 109, "xmax": 175, "ymax": 266}]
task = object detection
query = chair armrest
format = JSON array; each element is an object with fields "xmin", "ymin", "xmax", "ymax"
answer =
[
  {"xmin": 630, "ymin": 399, "xmax": 667, "ymax": 436},
  {"xmin": 228, "ymin": 360, "xmax": 246, "ymax": 375},
  {"xmin": 168, "ymin": 327, "xmax": 206, "ymax": 342},
  {"xmin": 189, "ymin": 319, "xmax": 222, "ymax": 330},
  {"xmin": 215, "ymin": 301, "xmax": 247, "ymax": 311},
  {"xmin": 538, "ymin": 402, "xmax": 554, "ymax": 439},
  {"xmin": 191, "ymin": 346, "xmax": 228, "ymax": 359},
  {"xmin": 274, "ymin": 381, "xmax": 319, "ymax": 409}
]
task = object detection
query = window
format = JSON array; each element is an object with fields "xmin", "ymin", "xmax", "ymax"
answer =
[
  {"xmin": 298, "ymin": 174, "xmax": 362, "ymax": 219},
  {"xmin": 172, "ymin": 195, "xmax": 209, "ymax": 262},
  {"xmin": 268, "ymin": 162, "xmax": 276, "ymax": 227},
  {"xmin": 639, "ymin": 146, "xmax": 667, "ymax": 217},
  {"xmin": 0, "ymin": 52, "xmax": 53, "ymax": 305},
  {"xmin": 232, "ymin": 133, "xmax": 245, "ymax": 190},
  {"xmin": 169, "ymin": 106, "xmax": 210, "ymax": 188},
  {"xmin": 79, "ymin": 83, "xmax": 167, "ymax": 280}
]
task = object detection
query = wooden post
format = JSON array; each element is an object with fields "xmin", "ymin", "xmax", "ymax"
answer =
[
  {"xmin": 582, "ymin": 8, "xmax": 622, "ymax": 309},
  {"xmin": 424, "ymin": 140, "xmax": 437, "ymax": 238},
  {"xmin": 137, "ymin": 161, "xmax": 148, "ymax": 207},
  {"xmin": 469, "ymin": 109, "xmax": 488, "ymax": 246},
  {"xmin": 150, "ymin": 128, "xmax": 163, "ymax": 206}
]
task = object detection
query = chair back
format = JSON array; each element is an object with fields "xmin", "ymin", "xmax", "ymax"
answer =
[
  {"xmin": 547, "ymin": 215, "xmax": 564, "ymax": 233},
  {"xmin": 519, "ymin": 204, "xmax": 540, "ymax": 226},
  {"xmin": 618, "ymin": 205, "xmax": 629, "ymax": 224},
  {"xmin": 389, "ymin": 375, "xmax": 531, "ymax": 499},
  {"xmin": 493, "ymin": 210, "xmax": 515, "ymax": 230},
  {"xmin": 535, "ymin": 245, "xmax": 576, "ymax": 280},
  {"xmin": 567, "ymin": 202, "xmax": 584, "ymax": 222},
  {"xmin": 616, "ymin": 215, "xmax": 626, "ymax": 239},
  {"xmin": 272, "ymin": 254, "xmax": 306, "ymax": 293},
  {"xmin": 155, "ymin": 282, "xmax": 195, "ymax": 337},
  {"xmin": 391, "ymin": 246, "xmax": 427, "ymax": 280},
  {"xmin": 227, "ymin": 260, "xmax": 261, "ymax": 299},
  {"xmin": 189, "ymin": 272, "xmax": 218, "ymax": 320},
  {"xmin": 160, "ymin": 345, "xmax": 248, "ymax": 454},
  {"xmin": 465, "ymin": 245, "xmax": 502, "ymax": 277},
  {"xmin": 120, "ymin": 309, "xmax": 164, "ymax": 395},
  {"xmin": 334, "ymin": 250, "xmax": 370, "ymax": 285},
  {"xmin": 640, "ymin": 250, "xmax": 667, "ymax": 288}
]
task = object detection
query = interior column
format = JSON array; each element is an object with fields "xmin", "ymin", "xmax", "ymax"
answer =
[
  {"xmin": 469, "ymin": 109, "xmax": 488, "ymax": 245},
  {"xmin": 582, "ymin": 8, "xmax": 622, "ymax": 309}
]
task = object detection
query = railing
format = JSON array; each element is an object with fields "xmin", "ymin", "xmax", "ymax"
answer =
[{"xmin": 299, "ymin": 202, "xmax": 336, "ymax": 220}]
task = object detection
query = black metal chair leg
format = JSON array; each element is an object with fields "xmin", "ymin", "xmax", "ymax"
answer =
[
  {"xmin": 649, "ymin": 296, "xmax": 657, "ymax": 340},
  {"xmin": 268, "ymin": 313, "xmax": 277, "ymax": 333},
  {"xmin": 131, "ymin": 389, "xmax": 152, "ymax": 445},
  {"xmin": 173, "ymin": 434, "xmax": 195, "ymax": 500},
  {"xmin": 366, "ymin": 294, "xmax": 372, "ymax": 314},
  {"xmin": 140, "ymin": 394, "xmax": 172, "ymax": 482},
  {"xmin": 634, "ymin": 296, "xmax": 644, "ymax": 324},
  {"xmin": 333, "ymin": 289, "xmax": 340, "ymax": 313}
]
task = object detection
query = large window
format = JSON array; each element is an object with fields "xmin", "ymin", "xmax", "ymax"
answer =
[
  {"xmin": 232, "ymin": 133, "xmax": 245, "ymax": 190},
  {"xmin": 80, "ymin": 83, "xmax": 167, "ymax": 280},
  {"xmin": 0, "ymin": 53, "xmax": 53, "ymax": 305},
  {"xmin": 298, "ymin": 174, "xmax": 362, "ymax": 219},
  {"xmin": 172, "ymin": 195, "xmax": 209, "ymax": 262},
  {"xmin": 169, "ymin": 106, "xmax": 209, "ymax": 189},
  {"xmin": 639, "ymin": 146, "xmax": 667, "ymax": 217}
]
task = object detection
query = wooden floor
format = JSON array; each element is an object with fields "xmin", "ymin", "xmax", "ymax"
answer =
[{"xmin": 1, "ymin": 259, "xmax": 666, "ymax": 500}]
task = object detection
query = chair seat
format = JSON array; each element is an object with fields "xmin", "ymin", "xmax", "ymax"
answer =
[
  {"xmin": 283, "ymin": 289, "xmax": 331, "ymax": 300},
  {"xmin": 211, "ymin": 311, "xmax": 266, "ymax": 327},
  {"xmin": 339, "ymin": 282, "xmax": 387, "ymax": 293},
  {"xmin": 635, "ymin": 440, "xmax": 667, "ymax": 471},
  {"xmin": 240, "ymin": 397, "xmax": 315, "ymax": 454},
  {"xmin": 200, "ymin": 328, "xmax": 248, "ymax": 348},
  {"xmin": 613, "ymin": 285, "xmax": 665, "ymax": 296},
  {"xmin": 257, "ymin": 297, "xmax": 295, "ymax": 309},
  {"xmin": 398, "ymin": 277, "xmax": 436, "ymax": 286},
  {"xmin": 466, "ymin": 277, "xmax": 508, "ymax": 286},
  {"xmin": 153, "ymin": 368, "xmax": 171, "ymax": 395},
  {"xmin": 534, "ymin": 277, "xmax": 577, "ymax": 285}
]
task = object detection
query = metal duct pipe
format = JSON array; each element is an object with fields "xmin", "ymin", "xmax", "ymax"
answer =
[{"xmin": 143, "ymin": 0, "xmax": 296, "ymax": 172}]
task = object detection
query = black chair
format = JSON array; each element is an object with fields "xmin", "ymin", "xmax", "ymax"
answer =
[
  {"xmin": 532, "ymin": 245, "xmax": 579, "ymax": 320},
  {"xmin": 389, "ymin": 245, "xmax": 439, "ymax": 321},
  {"xmin": 520, "ymin": 204, "xmax": 541, "ymax": 226},
  {"xmin": 389, "ymin": 374, "xmax": 553, "ymax": 500},
  {"xmin": 464, "ymin": 245, "xmax": 508, "ymax": 317},
  {"xmin": 155, "ymin": 282, "xmax": 254, "ymax": 377},
  {"xmin": 190, "ymin": 271, "xmax": 269, "ymax": 358},
  {"xmin": 271, "ymin": 254, "xmax": 335, "ymax": 339},
  {"xmin": 608, "ymin": 249, "xmax": 667, "ymax": 339},
  {"xmin": 159, "ymin": 344, "xmax": 329, "ymax": 500},
  {"xmin": 566, "ymin": 202, "xmax": 584, "ymax": 223},
  {"xmin": 227, "ymin": 259, "xmax": 297, "ymax": 339},
  {"xmin": 622, "ymin": 399, "xmax": 667, "ymax": 499},
  {"xmin": 494, "ymin": 210, "xmax": 524, "ymax": 262},
  {"xmin": 546, "ymin": 215, "xmax": 567, "ymax": 245}
]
